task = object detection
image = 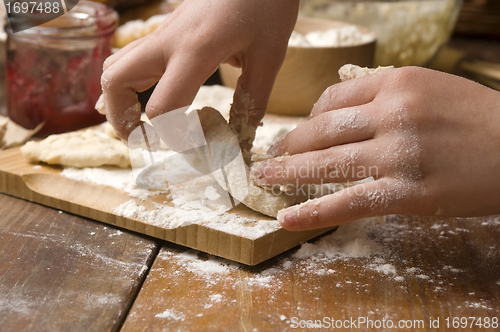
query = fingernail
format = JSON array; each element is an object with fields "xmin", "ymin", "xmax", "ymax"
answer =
[
  {"xmin": 266, "ymin": 133, "xmax": 287, "ymax": 157},
  {"xmin": 277, "ymin": 207, "xmax": 299, "ymax": 229},
  {"xmin": 250, "ymin": 161, "xmax": 267, "ymax": 184},
  {"xmin": 267, "ymin": 145, "xmax": 278, "ymax": 157}
]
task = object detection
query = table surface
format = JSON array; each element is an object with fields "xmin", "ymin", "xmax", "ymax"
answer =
[{"xmin": 1, "ymin": 37, "xmax": 500, "ymax": 332}]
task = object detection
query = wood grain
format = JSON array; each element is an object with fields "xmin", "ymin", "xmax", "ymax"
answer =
[
  {"xmin": 121, "ymin": 215, "xmax": 500, "ymax": 332},
  {"xmin": 0, "ymin": 146, "xmax": 332, "ymax": 265},
  {"xmin": 454, "ymin": 0, "xmax": 500, "ymax": 38},
  {"xmin": 0, "ymin": 193, "xmax": 159, "ymax": 332}
]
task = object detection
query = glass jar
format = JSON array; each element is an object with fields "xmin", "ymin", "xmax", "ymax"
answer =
[{"xmin": 5, "ymin": 1, "xmax": 118, "ymax": 136}]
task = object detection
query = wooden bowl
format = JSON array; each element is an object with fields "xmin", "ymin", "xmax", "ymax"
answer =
[{"xmin": 219, "ymin": 17, "xmax": 376, "ymax": 116}]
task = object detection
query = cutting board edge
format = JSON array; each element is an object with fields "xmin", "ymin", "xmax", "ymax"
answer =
[{"xmin": 0, "ymin": 147, "xmax": 333, "ymax": 265}]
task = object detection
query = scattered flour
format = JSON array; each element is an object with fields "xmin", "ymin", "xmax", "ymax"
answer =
[
  {"xmin": 465, "ymin": 301, "xmax": 493, "ymax": 311},
  {"xmin": 155, "ymin": 308, "xmax": 186, "ymax": 321},
  {"xmin": 150, "ymin": 215, "xmax": 499, "ymax": 321},
  {"xmin": 373, "ymin": 264, "xmax": 397, "ymax": 275},
  {"xmin": 480, "ymin": 216, "xmax": 500, "ymax": 226},
  {"xmin": 209, "ymin": 294, "xmax": 223, "ymax": 303},
  {"xmin": 112, "ymin": 198, "xmax": 281, "ymax": 239},
  {"xmin": 165, "ymin": 250, "xmax": 238, "ymax": 277},
  {"xmin": 204, "ymin": 186, "xmax": 221, "ymax": 201},
  {"xmin": 293, "ymin": 217, "xmax": 382, "ymax": 260},
  {"xmin": 416, "ymin": 274, "xmax": 431, "ymax": 280},
  {"xmin": 62, "ymin": 166, "xmax": 167, "ymax": 200}
]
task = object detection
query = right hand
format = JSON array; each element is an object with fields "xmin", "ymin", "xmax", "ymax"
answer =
[{"xmin": 100, "ymin": 0, "xmax": 299, "ymax": 144}]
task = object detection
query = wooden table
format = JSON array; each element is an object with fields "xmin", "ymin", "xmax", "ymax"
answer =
[
  {"xmin": 1, "ymin": 192, "xmax": 499, "ymax": 332},
  {"xmin": 1, "ymin": 37, "xmax": 500, "ymax": 331}
]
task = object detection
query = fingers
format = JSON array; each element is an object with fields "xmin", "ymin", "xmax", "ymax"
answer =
[
  {"xmin": 228, "ymin": 46, "xmax": 288, "ymax": 151},
  {"xmin": 309, "ymin": 72, "xmax": 384, "ymax": 119},
  {"xmin": 101, "ymin": 35, "xmax": 166, "ymax": 140},
  {"xmin": 267, "ymin": 106, "xmax": 375, "ymax": 157},
  {"xmin": 277, "ymin": 178, "xmax": 397, "ymax": 230},
  {"xmin": 143, "ymin": 52, "xmax": 222, "ymax": 151},
  {"xmin": 252, "ymin": 139, "xmax": 382, "ymax": 187},
  {"xmin": 145, "ymin": 52, "xmax": 220, "ymax": 119},
  {"xmin": 103, "ymin": 37, "xmax": 148, "ymax": 71}
]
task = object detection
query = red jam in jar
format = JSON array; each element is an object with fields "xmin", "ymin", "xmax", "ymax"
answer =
[{"xmin": 6, "ymin": 1, "xmax": 118, "ymax": 137}]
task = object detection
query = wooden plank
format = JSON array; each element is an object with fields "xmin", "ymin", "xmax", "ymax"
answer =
[
  {"xmin": 121, "ymin": 215, "xmax": 500, "ymax": 331},
  {"xmin": 0, "ymin": 193, "xmax": 159, "ymax": 332},
  {"xmin": 0, "ymin": 147, "xmax": 332, "ymax": 265}
]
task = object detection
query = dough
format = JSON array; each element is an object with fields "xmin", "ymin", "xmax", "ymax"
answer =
[
  {"xmin": 21, "ymin": 129, "xmax": 130, "ymax": 168},
  {"xmin": 198, "ymin": 107, "xmax": 296, "ymax": 218},
  {"xmin": 113, "ymin": 14, "xmax": 169, "ymax": 48},
  {"xmin": 339, "ymin": 64, "xmax": 394, "ymax": 82}
]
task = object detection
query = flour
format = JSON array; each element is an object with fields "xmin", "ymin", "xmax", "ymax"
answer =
[
  {"xmin": 293, "ymin": 217, "xmax": 381, "ymax": 260},
  {"xmin": 253, "ymin": 120, "xmax": 298, "ymax": 152},
  {"xmin": 161, "ymin": 250, "xmax": 238, "ymax": 277},
  {"xmin": 162, "ymin": 215, "xmax": 499, "ymax": 292},
  {"xmin": 209, "ymin": 294, "xmax": 223, "ymax": 303},
  {"xmin": 155, "ymin": 308, "xmax": 185, "ymax": 321},
  {"xmin": 299, "ymin": 0, "xmax": 458, "ymax": 67},
  {"xmin": 204, "ymin": 186, "xmax": 221, "ymax": 201},
  {"xmin": 113, "ymin": 198, "xmax": 281, "ymax": 238},
  {"xmin": 372, "ymin": 263, "xmax": 397, "ymax": 275},
  {"xmin": 289, "ymin": 25, "xmax": 374, "ymax": 48},
  {"xmin": 190, "ymin": 85, "xmax": 234, "ymax": 120},
  {"xmin": 62, "ymin": 167, "xmax": 167, "ymax": 200}
]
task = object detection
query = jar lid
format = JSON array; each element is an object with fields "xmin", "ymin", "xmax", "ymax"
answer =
[{"xmin": 6, "ymin": 1, "xmax": 117, "ymax": 37}]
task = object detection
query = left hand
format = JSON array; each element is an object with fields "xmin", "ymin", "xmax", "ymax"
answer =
[{"xmin": 251, "ymin": 67, "xmax": 500, "ymax": 231}]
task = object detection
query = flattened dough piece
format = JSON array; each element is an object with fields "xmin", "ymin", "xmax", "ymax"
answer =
[
  {"xmin": 339, "ymin": 64, "xmax": 394, "ymax": 82},
  {"xmin": 198, "ymin": 107, "xmax": 296, "ymax": 218},
  {"xmin": 21, "ymin": 129, "xmax": 130, "ymax": 168}
]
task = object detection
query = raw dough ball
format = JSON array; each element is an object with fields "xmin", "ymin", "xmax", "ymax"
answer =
[{"xmin": 21, "ymin": 129, "xmax": 131, "ymax": 168}]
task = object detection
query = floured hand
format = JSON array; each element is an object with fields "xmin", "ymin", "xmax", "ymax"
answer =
[
  {"xmin": 252, "ymin": 66, "xmax": 500, "ymax": 230},
  {"xmin": 100, "ymin": 0, "xmax": 299, "ymax": 150}
]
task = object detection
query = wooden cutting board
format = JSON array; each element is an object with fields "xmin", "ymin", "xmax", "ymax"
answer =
[{"xmin": 0, "ymin": 147, "xmax": 333, "ymax": 265}]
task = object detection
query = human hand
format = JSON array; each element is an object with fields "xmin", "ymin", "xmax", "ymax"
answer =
[
  {"xmin": 100, "ymin": 0, "xmax": 299, "ymax": 147},
  {"xmin": 251, "ymin": 67, "xmax": 500, "ymax": 230}
]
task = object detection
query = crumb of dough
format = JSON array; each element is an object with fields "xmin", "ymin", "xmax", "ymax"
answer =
[
  {"xmin": 21, "ymin": 129, "xmax": 131, "ymax": 168},
  {"xmin": 251, "ymin": 153, "xmax": 273, "ymax": 163},
  {"xmin": 339, "ymin": 64, "xmax": 394, "ymax": 82}
]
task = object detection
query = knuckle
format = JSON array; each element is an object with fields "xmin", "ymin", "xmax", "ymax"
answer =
[{"xmin": 145, "ymin": 103, "xmax": 162, "ymax": 120}]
